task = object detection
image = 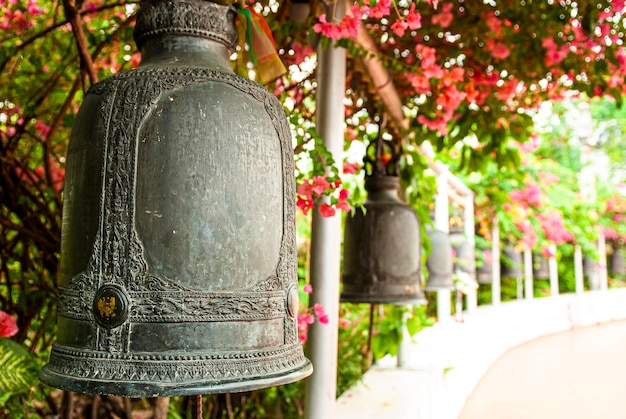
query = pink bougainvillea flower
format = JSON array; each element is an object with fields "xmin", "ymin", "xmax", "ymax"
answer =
[
  {"xmin": 335, "ymin": 199, "xmax": 351, "ymax": 213},
  {"xmin": 431, "ymin": 2, "xmax": 453, "ymax": 28},
  {"xmin": 287, "ymin": 41, "xmax": 314, "ymax": 66},
  {"xmin": 482, "ymin": 250, "xmax": 493, "ymax": 265},
  {"xmin": 541, "ymin": 245, "xmax": 556, "ymax": 259},
  {"xmin": 391, "ymin": 19, "xmax": 409, "ymax": 37},
  {"xmin": 406, "ymin": 3, "xmax": 422, "ymax": 30},
  {"xmin": 0, "ymin": 311, "xmax": 18, "ymax": 338},
  {"xmin": 318, "ymin": 202, "xmax": 336, "ymax": 218},
  {"xmin": 343, "ymin": 161, "xmax": 360, "ymax": 174},
  {"xmin": 366, "ymin": 0, "xmax": 391, "ymax": 19},
  {"xmin": 313, "ymin": 303, "xmax": 329, "ymax": 324},
  {"xmin": 406, "ymin": 73, "xmax": 431, "ymax": 94},
  {"xmin": 417, "ymin": 114, "xmax": 450, "ymax": 136},
  {"xmin": 486, "ymin": 13, "xmax": 502, "ymax": 35},
  {"xmin": 313, "ymin": 5, "xmax": 362, "ymax": 40},
  {"xmin": 311, "ymin": 175, "xmax": 331, "ymax": 196},
  {"xmin": 302, "ymin": 284, "xmax": 313, "ymax": 294},
  {"xmin": 604, "ymin": 227, "xmax": 619, "ymax": 240},
  {"xmin": 297, "ymin": 195, "xmax": 313, "ymax": 215},
  {"xmin": 297, "ymin": 179, "xmax": 313, "ymax": 198},
  {"xmin": 487, "ymin": 40, "xmax": 511, "ymax": 60}
]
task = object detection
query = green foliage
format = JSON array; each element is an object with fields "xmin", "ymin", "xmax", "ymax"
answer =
[
  {"xmin": 0, "ymin": 338, "xmax": 39, "ymax": 406},
  {"xmin": 371, "ymin": 305, "xmax": 433, "ymax": 360}
]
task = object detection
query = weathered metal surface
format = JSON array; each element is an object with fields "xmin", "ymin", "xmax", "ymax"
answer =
[
  {"xmin": 450, "ymin": 231, "xmax": 476, "ymax": 276},
  {"xmin": 425, "ymin": 229, "xmax": 455, "ymax": 291},
  {"xmin": 532, "ymin": 253, "xmax": 550, "ymax": 280},
  {"xmin": 341, "ymin": 176, "xmax": 425, "ymax": 304},
  {"xmin": 501, "ymin": 246, "xmax": 523, "ymax": 279},
  {"xmin": 610, "ymin": 242, "xmax": 626, "ymax": 277},
  {"xmin": 40, "ymin": 0, "xmax": 311, "ymax": 397}
]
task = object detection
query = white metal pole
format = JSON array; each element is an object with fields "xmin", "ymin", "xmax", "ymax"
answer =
[
  {"xmin": 598, "ymin": 229, "xmax": 608, "ymax": 291},
  {"xmin": 492, "ymin": 218, "xmax": 501, "ymax": 305},
  {"xmin": 574, "ymin": 245, "xmax": 584, "ymax": 294},
  {"xmin": 524, "ymin": 248, "xmax": 533, "ymax": 300},
  {"xmin": 435, "ymin": 169, "xmax": 451, "ymax": 322},
  {"xmin": 304, "ymin": 2, "xmax": 346, "ymax": 416},
  {"xmin": 464, "ymin": 194, "xmax": 477, "ymax": 313},
  {"xmin": 397, "ymin": 310, "xmax": 412, "ymax": 368},
  {"xmin": 549, "ymin": 244, "xmax": 559, "ymax": 296}
]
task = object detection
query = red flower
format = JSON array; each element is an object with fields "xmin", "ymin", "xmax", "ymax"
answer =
[
  {"xmin": 343, "ymin": 162, "xmax": 360, "ymax": 174},
  {"xmin": 406, "ymin": 4, "xmax": 422, "ymax": 30},
  {"xmin": 318, "ymin": 202, "xmax": 336, "ymax": 218},
  {"xmin": 0, "ymin": 311, "xmax": 18, "ymax": 338},
  {"xmin": 313, "ymin": 303, "xmax": 329, "ymax": 325},
  {"xmin": 391, "ymin": 19, "xmax": 409, "ymax": 37}
]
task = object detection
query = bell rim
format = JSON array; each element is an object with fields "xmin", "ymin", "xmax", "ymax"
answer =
[
  {"xmin": 340, "ymin": 293, "xmax": 427, "ymax": 305},
  {"xmin": 39, "ymin": 359, "xmax": 313, "ymax": 398}
]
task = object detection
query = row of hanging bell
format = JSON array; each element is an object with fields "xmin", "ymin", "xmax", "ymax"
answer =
[{"xmin": 40, "ymin": 0, "xmax": 311, "ymax": 398}]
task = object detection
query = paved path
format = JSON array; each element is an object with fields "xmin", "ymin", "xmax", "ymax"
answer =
[{"xmin": 458, "ymin": 320, "xmax": 626, "ymax": 419}]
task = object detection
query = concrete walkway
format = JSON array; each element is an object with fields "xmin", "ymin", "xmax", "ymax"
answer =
[
  {"xmin": 336, "ymin": 290, "xmax": 626, "ymax": 419},
  {"xmin": 459, "ymin": 320, "xmax": 626, "ymax": 419}
]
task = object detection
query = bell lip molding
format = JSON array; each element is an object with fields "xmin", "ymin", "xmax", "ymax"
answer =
[{"xmin": 40, "ymin": 352, "xmax": 312, "ymax": 397}]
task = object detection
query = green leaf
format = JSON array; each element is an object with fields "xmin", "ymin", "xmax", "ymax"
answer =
[{"xmin": 0, "ymin": 338, "xmax": 39, "ymax": 406}]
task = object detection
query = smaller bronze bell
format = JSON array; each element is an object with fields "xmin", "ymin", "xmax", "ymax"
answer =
[
  {"xmin": 450, "ymin": 229, "xmax": 476, "ymax": 276},
  {"xmin": 341, "ymin": 176, "xmax": 425, "ymax": 304},
  {"xmin": 475, "ymin": 245, "xmax": 493, "ymax": 284},
  {"xmin": 532, "ymin": 253, "xmax": 549, "ymax": 279},
  {"xmin": 425, "ymin": 229, "xmax": 455, "ymax": 291},
  {"xmin": 501, "ymin": 246, "xmax": 523, "ymax": 278},
  {"xmin": 610, "ymin": 242, "xmax": 626, "ymax": 278},
  {"xmin": 583, "ymin": 255, "xmax": 596, "ymax": 277}
]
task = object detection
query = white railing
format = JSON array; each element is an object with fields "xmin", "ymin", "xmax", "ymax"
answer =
[{"xmin": 336, "ymin": 288, "xmax": 626, "ymax": 419}]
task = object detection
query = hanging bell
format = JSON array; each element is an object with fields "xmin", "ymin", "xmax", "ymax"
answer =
[
  {"xmin": 501, "ymin": 245, "xmax": 523, "ymax": 278},
  {"xmin": 475, "ymin": 242, "xmax": 493, "ymax": 284},
  {"xmin": 609, "ymin": 241, "xmax": 626, "ymax": 278},
  {"xmin": 341, "ymin": 175, "xmax": 425, "ymax": 304},
  {"xmin": 449, "ymin": 228, "xmax": 476, "ymax": 277},
  {"xmin": 583, "ymin": 255, "xmax": 596, "ymax": 277},
  {"xmin": 424, "ymin": 229, "xmax": 455, "ymax": 291},
  {"xmin": 40, "ymin": 0, "xmax": 311, "ymax": 397},
  {"xmin": 532, "ymin": 252, "xmax": 550, "ymax": 279}
]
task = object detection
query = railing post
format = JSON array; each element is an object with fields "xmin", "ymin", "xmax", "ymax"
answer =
[
  {"xmin": 574, "ymin": 245, "xmax": 584, "ymax": 294},
  {"xmin": 598, "ymin": 229, "xmax": 608, "ymax": 291},
  {"xmin": 492, "ymin": 218, "xmax": 501, "ymax": 305},
  {"xmin": 549, "ymin": 244, "xmax": 559, "ymax": 296},
  {"xmin": 435, "ymin": 169, "xmax": 451, "ymax": 322},
  {"xmin": 524, "ymin": 248, "xmax": 533, "ymax": 300},
  {"xmin": 304, "ymin": 1, "xmax": 346, "ymax": 416},
  {"xmin": 464, "ymin": 194, "xmax": 477, "ymax": 313}
]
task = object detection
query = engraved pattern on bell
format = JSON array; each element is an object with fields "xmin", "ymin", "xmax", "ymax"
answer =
[{"xmin": 341, "ymin": 176, "xmax": 425, "ymax": 304}]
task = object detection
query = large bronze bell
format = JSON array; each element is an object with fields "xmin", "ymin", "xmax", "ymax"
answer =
[
  {"xmin": 424, "ymin": 229, "xmax": 455, "ymax": 291},
  {"xmin": 40, "ymin": 0, "xmax": 311, "ymax": 397},
  {"xmin": 341, "ymin": 175, "xmax": 425, "ymax": 304},
  {"xmin": 501, "ymin": 245, "xmax": 523, "ymax": 278}
]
